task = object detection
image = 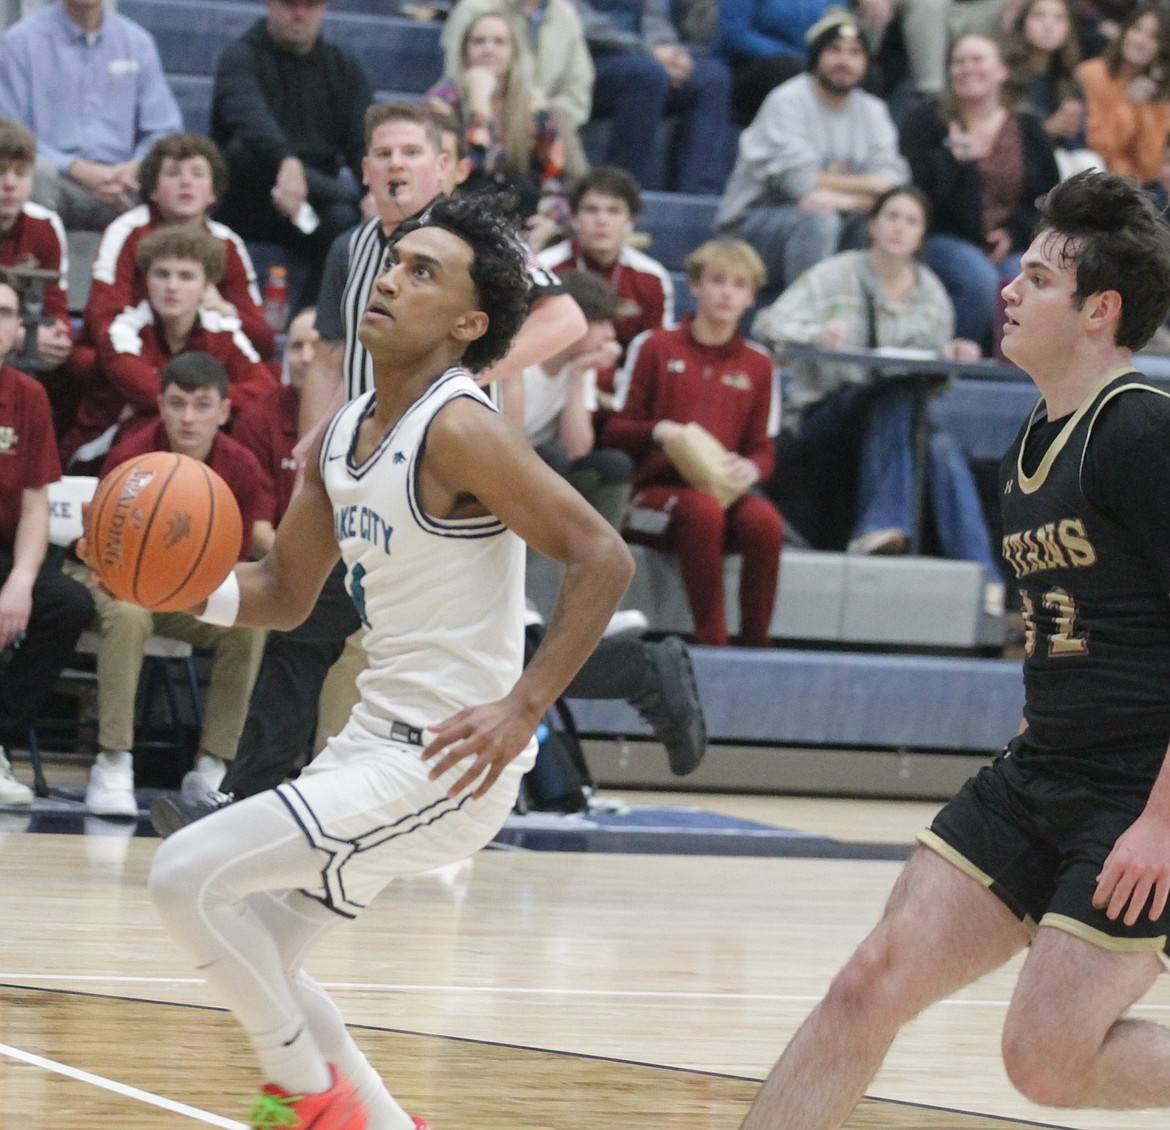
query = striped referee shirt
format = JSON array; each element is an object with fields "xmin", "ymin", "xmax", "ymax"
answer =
[{"xmin": 316, "ymin": 208, "xmax": 567, "ymax": 403}]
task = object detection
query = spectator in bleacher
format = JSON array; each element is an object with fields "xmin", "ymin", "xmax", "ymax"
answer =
[
  {"xmin": 210, "ymin": 0, "xmax": 373, "ymax": 310},
  {"xmin": 69, "ymin": 352, "xmax": 271, "ymax": 816},
  {"xmin": 603, "ymin": 238, "xmax": 782, "ymax": 647},
  {"xmin": 61, "ymin": 225, "xmax": 278, "ymax": 471},
  {"xmin": 0, "ymin": 119, "xmax": 70, "ymax": 356},
  {"xmin": 441, "ymin": 0, "xmax": 595, "ymax": 179},
  {"xmin": 85, "ymin": 134, "xmax": 276, "ymax": 368},
  {"xmin": 0, "ymin": 0, "xmax": 181, "ymax": 231},
  {"xmin": 427, "ymin": 11, "xmax": 570, "ymax": 245},
  {"xmin": 1003, "ymin": 0, "xmax": 1104, "ymax": 178},
  {"xmin": 716, "ymin": 8, "xmax": 908, "ymax": 302},
  {"xmin": 753, "ymin": 185, "xmax": 998, "ymax": 569},
  {"xmin": 901, "ymin": 34, "xmax": 1059, "ymax": 351},
  {"xmin": 523, "ymin": 270, "xmax": 634, "ymax": 529},
  {"xmin": 299, "ymin": 99, "xmax": 585, "ymax": 436},
  {"xmin": 717, "ymin": 0, "xmax": 951, "ymax": 127},
  {"xmin": 1077, "ymin": 6, "xmax": 1170, "ymax": 185},
  {"xmin": 539, "ymin": 165, "xmax": 673, "ymax": 419},
  {"xmin": 574, "ymin": 0, "xmax": 733, "ymax": 193},
  {"xmin": 0, "ymin": 276, "xmax": 93, "ymax": 806},
  {"xmin": 0, "ymin": 117, "xmax": 76, "ymax": 433}
]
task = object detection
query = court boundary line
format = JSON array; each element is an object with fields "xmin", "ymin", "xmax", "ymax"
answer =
[
  {"xmin": 0, "ymin": 981, "xmax": 1076, "ymax": 1129},
  {"xmin": 2, "ymin": 973, "xmax": 1169, "ymax": 1014},
  {"xmin": 0, "ymin": 1040, "xmax": 246, "ymax": 1128}
]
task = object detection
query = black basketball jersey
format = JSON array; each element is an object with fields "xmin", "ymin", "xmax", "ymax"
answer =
[{"xmin": 1000, "ymin": 371, "xmax": 1170, "ymax": 754}]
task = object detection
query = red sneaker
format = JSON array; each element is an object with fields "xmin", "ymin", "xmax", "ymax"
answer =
[{"xmin": 246, "ymin": 1064, "xmax": 368, "ymax": 1129}]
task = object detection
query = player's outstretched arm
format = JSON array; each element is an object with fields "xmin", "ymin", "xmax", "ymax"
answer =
[
  {"xmin": 421, "ymin": 398, "xmax": 634, "ymax": 797},
  {"xmin": 476, "ymin": 292, "xmax": 587, "ymax": 388},
  {"xmin": 221, "ymin": 429, "xmax": 341, "ymax": 632},
  {"xmin": 1094, "ymin": 742, "xmax": 1170, "ymax": 926}
]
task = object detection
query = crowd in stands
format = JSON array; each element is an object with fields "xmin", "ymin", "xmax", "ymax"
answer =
[{"xmin": 4, "ymin": 0, "xmax": 1170, "ymax": 805}]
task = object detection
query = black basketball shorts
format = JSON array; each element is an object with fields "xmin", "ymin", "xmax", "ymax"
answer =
[{"xmin": 920, "ymin": 735, "xmax": 1170, "ymax": 959}]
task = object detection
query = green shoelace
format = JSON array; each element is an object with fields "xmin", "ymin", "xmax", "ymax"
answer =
[{"xmin": 246, "ymin": 1091, "xmax": 305, "ymax": 1129}]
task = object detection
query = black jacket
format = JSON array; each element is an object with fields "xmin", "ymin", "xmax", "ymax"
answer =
[
  {"xmin": 901, "ymin": 99, "xmax": 1060, "ymax": 252},
  {"xmin": 211, "ymin": 19, "xmax": 371, "ymax": 201}
]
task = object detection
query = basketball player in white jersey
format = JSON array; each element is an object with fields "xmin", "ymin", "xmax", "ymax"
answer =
[{"xmin": 137, "ymin": 195, "xmax": 634, "ymax": 1130}]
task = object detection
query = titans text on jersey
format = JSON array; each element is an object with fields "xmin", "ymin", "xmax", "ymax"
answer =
[{"xmin": 1000, "ymin": 518, "xmax": 1098, "ymax": 579}]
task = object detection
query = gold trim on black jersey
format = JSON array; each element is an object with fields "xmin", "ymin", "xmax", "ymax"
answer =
[
  {"xmin": 1079, "ymin": 382, "xmax": 1170, "ymax": 484},
  {"xmin": 1017, "ymin": 367, "xmax": 1137, "ymax": 494}
]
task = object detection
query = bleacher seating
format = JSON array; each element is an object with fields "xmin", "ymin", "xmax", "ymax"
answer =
[
  {"xmin": 932, "ymin": 360, "xmax": 1170, "ymax": 463},
  {"xmin": 528, "ymin": 544, "xmax": 1002, "ymax": 651},
  {"xmin": 327, "ymin": 0, "xmax": 416, "ymax": 9},
  {"xmin": 121, "ymin": 0, "xmax": 259, "ymax": 76},
  {"xmin": 931, "ymin": 378, "xmax": 1036, "ymax": 463},
  {"xmin": 169, "ymin": 74, "xmax": 214, "ymax": 138},
  {"xmin": 634, "ymin": 192, "xmax": 718, "ymax": 321},
  {"xmin": 323, "ymin": 11, "xmax": 443, "ymax": 92},
  {"xmin": 121, "ymin": 0, "xmax": 443, "ymax": 93},
  {"xmin": 195, "ymin": 0, "xmax": 399, "ymax": 10},
  {"xmin": 637, "ymin": 192, "xmax": 719, "ymax": 272},
  {"xmin": 568, "ymin": 645, "xmax": 1024, "ymax": 754}
]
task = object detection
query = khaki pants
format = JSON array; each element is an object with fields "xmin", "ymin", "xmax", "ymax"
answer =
[
  {"xmin": 68, "ymin": 563, "xmax": 267, "ymax": 760},
  {"xmin": 896, "ymin": 0, "xmax": 952, "ymax": 94},
  {"xmin": 948, "ymin": 0, "xmax": 1009, "ymax": 41}
]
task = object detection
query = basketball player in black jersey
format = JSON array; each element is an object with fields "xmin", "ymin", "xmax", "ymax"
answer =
[{"xmin": 741, "ymin": 170, "xmax": 1170, "ymax": 1129}]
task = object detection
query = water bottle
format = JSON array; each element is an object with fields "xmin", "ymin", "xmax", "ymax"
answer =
[{"xmin": 263, "ymin": 265, "xmax": 289, "ymax": 331}]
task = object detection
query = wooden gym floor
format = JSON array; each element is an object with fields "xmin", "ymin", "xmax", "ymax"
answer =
[{"xmin": 2, "ymin": 783, "xmax": 1168, "ymax": 1129}]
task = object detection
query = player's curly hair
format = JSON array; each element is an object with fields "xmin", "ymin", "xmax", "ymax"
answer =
[
  {"xmin": 1037, "ymin": 171, "xmax": 1170, "ymax": 351},
  {"xmin": 392, "ymin": 193, "xmax": 529, "ymax": 373}
]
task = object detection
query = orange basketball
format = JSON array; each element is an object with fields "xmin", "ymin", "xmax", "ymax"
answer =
[{"xmin": 87, "ymin": 451, "xmax": 242, "ymax": 613}]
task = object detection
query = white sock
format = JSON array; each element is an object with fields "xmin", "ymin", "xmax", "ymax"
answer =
[
  {"xmin": 251, "ymin": 1014, "xmax": 333, "ymax": 1096},
  {"xmin": 345, "ymin": 1054, "xmax": 414, "ymax": 1130},
  {"xmin": 291, "ymin": 969, "xmax": 414, "ymax": 1129}
]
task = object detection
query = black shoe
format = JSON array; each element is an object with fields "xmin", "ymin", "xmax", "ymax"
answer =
[
  {"xmin": 149, "ymin": 782, "xmax": 231, "ymax": 839},
  {"xmin": 629, "ymin": 636, "xmax": 707, "ymax": 776}
]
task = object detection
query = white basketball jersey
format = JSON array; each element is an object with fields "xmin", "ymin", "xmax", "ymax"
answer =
[{"xmin": 320, "ymin": 368, "xmax": 528, "ymax": 732}]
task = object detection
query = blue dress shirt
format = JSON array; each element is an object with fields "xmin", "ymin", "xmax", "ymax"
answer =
[{"xmin": 0, "ymin": 3, "xmax": 181, "ymax": 172}]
